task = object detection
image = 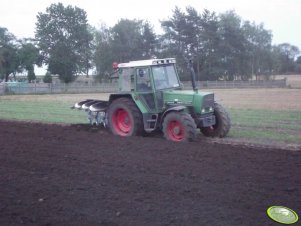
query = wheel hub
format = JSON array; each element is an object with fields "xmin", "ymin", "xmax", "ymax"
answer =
[
  {"xmin": 168, "ymin": 121, "xmax": 184, "ymax": 141},
  {"xmin": 173, "ymin": 126, "xmax": 180, "ymax": 135},
  {"xmin": 124, "ymin": 117, "xmax": 129, "ymax": 124}
]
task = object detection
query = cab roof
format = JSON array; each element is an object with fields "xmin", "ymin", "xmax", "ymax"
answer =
[{"xmin": 118, "ymin": 58, "xmax": 176, "ymax": 68}]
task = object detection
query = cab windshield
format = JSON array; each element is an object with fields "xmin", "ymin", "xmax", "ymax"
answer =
[{"xmin": 152, "ymin": 65, "xmax": 180, "ymax": 90}]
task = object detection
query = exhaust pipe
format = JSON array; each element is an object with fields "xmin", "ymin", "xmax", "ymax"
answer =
[{"xmin": 188, "ymin": 59, "xmax": 198, "ymax": 92}]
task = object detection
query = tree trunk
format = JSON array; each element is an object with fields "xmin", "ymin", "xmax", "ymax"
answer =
[{"xmin": 5, "ymin": 73, "xmax": 9, "ymax": 82}]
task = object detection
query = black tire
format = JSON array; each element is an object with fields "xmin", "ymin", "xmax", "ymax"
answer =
[
  {"xmin": 201, "ymin": 102, "xmax": 231, "ymax": 138},
  {"xmin": 107, "ymin": 98, "xmax": 144, "ymax": 137},
  {"xmin": 162, "ymin": 112, "xmax": 197, "ymax": 142}
]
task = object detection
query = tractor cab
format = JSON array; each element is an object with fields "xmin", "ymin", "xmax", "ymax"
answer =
[
  {"xmin": 117, "ymin": 58, "xmax": 179, "ymax": 91},
  {"xmin": 117, "ymin": 58, "xmax": 181, "ymax": 112}
]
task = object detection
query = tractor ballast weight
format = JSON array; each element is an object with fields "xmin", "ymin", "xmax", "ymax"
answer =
[{"xmin": 72, "ymin": 58, "xmax": 231, "ymax": 142}]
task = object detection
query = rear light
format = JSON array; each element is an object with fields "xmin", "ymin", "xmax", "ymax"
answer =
[{"xmin": 112, "ymin": 62, "xmax": 118, "ymax": 70}]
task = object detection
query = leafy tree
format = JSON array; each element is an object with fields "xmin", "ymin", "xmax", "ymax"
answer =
[
  {"xmin": 295, "ymin": 64, "xmax": 301, "ymax": 74},
  {"xmin": 160, "ymin": 7, "xmax": 220, "ymax": 81},
  {"xmin": 35, "ymin": 3, "xmax": 93, "ymax": 83},
  {"xmin": 295, "ymin": 56, "xmax": 301, "ymax": 74},
  {"xmin": 18, "ymin": 40, "xmax": 41, "ymax": 82},
  {"xmin": 93, "ymin": 24, "xmax": 114, "ymax": 82},
  {"xmin": 110, "ymin": 19, "xmax": 157, "ymax": 62},
  {"xmin": 93, "ymin": 19, "xmax": 157, "ymax": 81},
  {"xmin": 141, "ymin": 21, "xmax": 157, "ymax": 58},
  {"xmin": 196, "ymin": 9, "xmax": 220, "ymax": 80},
  {"xmin": 296, "ymin": 56, "xmax": 301, "ymax": 64},
  {"xmin": 160, "ymin": 7, "xmax": 279, "ymax": 81},
  {"xmin": 272, "ymin": 43, "xmax": 300, "ymax": 74},
  {"xmin": 242, "ymin": 21, "xmax": 273, "ymax": 80},
  {"xmin": 111, "ymin": 19, "xmax": 140, "ymax": 62},
  {"xmin": 217, "ymin": 11, "xmax": 247, "ymax": 80},
  {"xmin": 0, "ymin": 27, "xmax": 19, "ymax": 81},
  {"xmin": 160, "ymin": 6, "xmax": 189, "ymax": 78}
]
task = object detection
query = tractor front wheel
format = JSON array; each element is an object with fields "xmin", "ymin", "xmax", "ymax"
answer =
[
  {"xmin": 163, "ymin": 112, "xmax": 196, "ymax": 142},
  {"xmin": 107, "ymin": 98, "xmax": 144, "ymax": 137},
  {"xmin": 200, "ymin": 102, "xmax": 231, "ymax": 138}
]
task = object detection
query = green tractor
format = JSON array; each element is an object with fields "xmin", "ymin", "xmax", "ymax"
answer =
[{"xmin": 73, "ymin": 58, "xmax": 231, "ymax": 142}]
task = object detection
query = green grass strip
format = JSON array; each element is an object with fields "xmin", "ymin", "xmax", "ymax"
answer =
[
  {"xmin": 229, "ymin": 128, "xmax": 301, "ymax": 143},
  {"xmin": 0, "ymin": 100, "xmax": 86, "ymax": 124},
  {"xmin": 228, "ymin": 108, "xmax": 301, "ymax": 130},
  {"xmin": 1, "ymin": 99, "xmax": 300, "ymax": 143}
]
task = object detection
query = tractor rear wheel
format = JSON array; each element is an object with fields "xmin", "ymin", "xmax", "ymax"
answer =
[
  {"xmin": 200, "ymin": 102, "xmax": 231, "ymax": 138},
  {"xmin": 163, "ymin": 112, "xmax": 196, "ymax": 142},
  {"xmin": 107, "ymin": 98, "xmax": 144, "ymax": 137}
]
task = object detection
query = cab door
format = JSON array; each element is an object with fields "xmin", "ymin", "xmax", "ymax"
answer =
[{"xmin": 135, "ymin": 67, "xmax": 156, "ymax": 111}]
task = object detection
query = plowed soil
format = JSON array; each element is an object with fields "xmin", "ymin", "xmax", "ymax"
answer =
[{"xmin": 0, "ymin": 120, "xmax": 300, "ymax": 226}]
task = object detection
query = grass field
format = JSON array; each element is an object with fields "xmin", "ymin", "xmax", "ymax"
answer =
[{"xmin": 0, "ymin": 89, "xmax": 300, "ymax": 146}]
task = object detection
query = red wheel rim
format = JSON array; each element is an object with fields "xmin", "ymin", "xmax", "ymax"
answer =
[
  {"xmin": 112, "ymin": 108, "xmax": 132, "ymax": 136},
  {"xmin": 167, "ymin": 120, "xmax": 185, "ymax": 141}
]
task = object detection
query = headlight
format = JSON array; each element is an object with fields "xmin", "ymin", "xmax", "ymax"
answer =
[{"xmin": 201, "ymin": 106, "xmax": 214, "ymax": 113}]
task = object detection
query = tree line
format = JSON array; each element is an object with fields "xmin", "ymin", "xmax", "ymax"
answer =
[{"xmin": 1, "ymin": 3, "xmax": 300, "ymax": 83}]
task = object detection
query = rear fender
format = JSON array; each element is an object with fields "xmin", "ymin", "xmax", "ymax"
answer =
[
  {"xmin": 109, "ymin": 93, "xmax": 148, "ymax": 113},
  {"xmin": 109, "ymin": 94, "xmax": 132, "ymax": 104}
]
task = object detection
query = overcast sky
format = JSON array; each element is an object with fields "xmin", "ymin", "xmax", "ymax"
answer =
[{"xmin": 1, "ymin": 0, "xmax": 301, "ymax": 49}]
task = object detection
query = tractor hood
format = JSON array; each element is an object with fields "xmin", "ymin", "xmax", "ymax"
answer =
[{"xmin": 162, "ymin": 90, "xmax": 215, "ymax": 114}]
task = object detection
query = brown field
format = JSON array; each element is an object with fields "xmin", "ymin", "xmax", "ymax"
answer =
[
  {"xmin": 1, "ymin": 120, "xmax": 300, "ymax": 226},
  {"xmin": 2, "ymin": 88, "xmax": 301, "ymax": 110},
  {"xmin": 205, "ymin": 88, "xmax": 301, "ymax": 110}
]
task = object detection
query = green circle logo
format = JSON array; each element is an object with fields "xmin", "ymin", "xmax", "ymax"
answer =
[{"xmin": 267, "ymin": 206, "xmax": 299, "ymax": 224}]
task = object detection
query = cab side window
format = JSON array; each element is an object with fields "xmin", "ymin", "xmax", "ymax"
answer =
[
  {"xmin": 136, "ymin": 68, "xmax": 151, "ymax": 92},
  {"xmin": 120, "ymin": 68, "xmax": 134, "ymax": 92}
]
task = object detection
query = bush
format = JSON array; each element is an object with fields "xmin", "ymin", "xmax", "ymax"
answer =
[
  {"xmin": 43, "ymin": 72, "xmax": 52, "ymax": 83},
  {"xmin": 27, "ymin": 70, "xmax": 36, "ymax": 83}
]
